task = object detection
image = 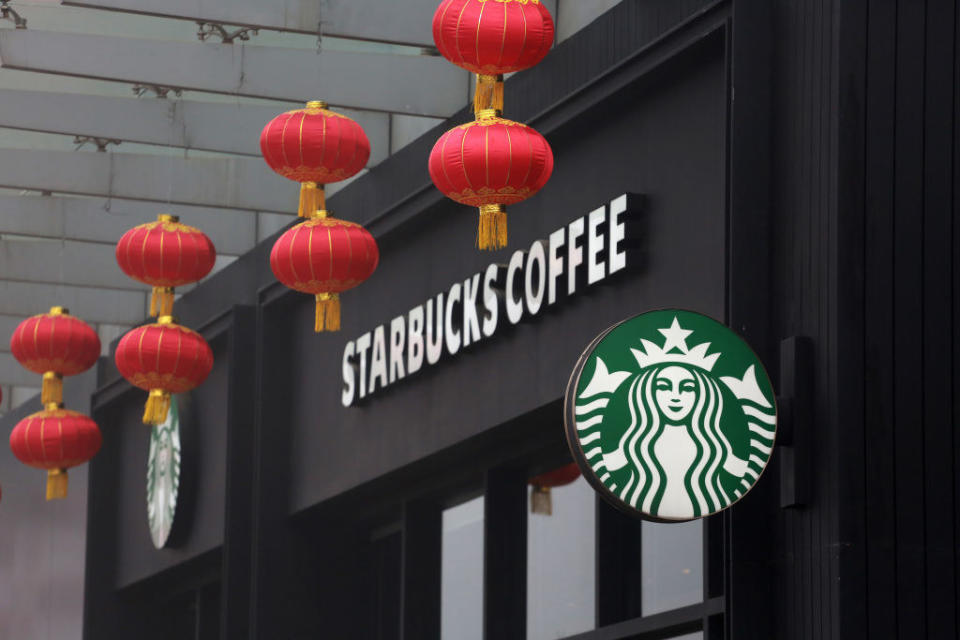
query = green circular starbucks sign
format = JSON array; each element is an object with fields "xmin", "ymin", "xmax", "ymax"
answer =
[{"xmin": 564, "ymin": 310, "xmax": 777, "ymax": 521}]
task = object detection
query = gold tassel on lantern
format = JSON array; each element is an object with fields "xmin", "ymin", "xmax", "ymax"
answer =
[
  {"xmin": 41, "ymin": 371, "xmax": 63, "ymax": 407},
  {"xmin": 298, "ymin": 182, "xmax": 326, "ymax": 218},
  {"xmin": 478, "ymin": 204, "xmax": 508, "ymax": 250},
  {"xmin": 150, "ymin": 286, "xmax": 175, "ymax": 317},
  {"xmin": 46, "ymin": 468, "xmax": 68, "ymax": 501},
  {"xmin": 474, "ymin": 74, "xmax": 504, "ymax": 116},
  {"xmin": 315, "ymin": 293, "xmax": 341, "ymax": 332},
  {"xmin": 531, "ymin": 485, "xmax": 553, "ymax": 515},
  {"xmin": 143, "ymin": 389, "xmax": 171, "ymax": 426}
]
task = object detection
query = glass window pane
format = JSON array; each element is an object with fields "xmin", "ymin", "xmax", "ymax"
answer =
[
  {"xmin": 641, "ymin": 520, "xmax": 703, "ymax": 615},
  {"xmin": 441, "ymin": 497, "xmax": 484, "ymax": 640},
  {"xmin": 527, "ymin": 477, "xmax": 596, "ymax": 639}
]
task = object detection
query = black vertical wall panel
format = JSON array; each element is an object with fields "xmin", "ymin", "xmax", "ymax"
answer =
[
  {"xmin": 837, "ymin": 0, "xmax": 960, "ymax": 637},
  {"xmin": 954, "ymin": 4, "xmax": 960, "ymax": 634},
  {"xmin": 862, "ymin": 0, "xmax": 898, "ymax": 634},
  {"xmin": 836, "ymin": 0, "xmax": 868, "ymax": 637},
  {"xmin": 770, "ymin": 0, "xmax": 843, "ymax": 637},
  {"xmin": 922, "ymin": 1, "xmax": 957, "ymax": 637},
  {"xmin": 892, "ymin": 3, "xmax": 927, "ymax": 635}
]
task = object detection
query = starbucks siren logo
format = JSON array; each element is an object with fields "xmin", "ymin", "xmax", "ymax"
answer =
[
  {"xmin": 147, "ymin": 395, "xmax": 182, "ymax": 549},
  {"xmin": 564, "ymin": 310, "xmax": 777, "ymax": 521}
]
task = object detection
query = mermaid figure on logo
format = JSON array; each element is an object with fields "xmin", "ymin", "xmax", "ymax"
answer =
[{"xmin": 574, "ymin": 316, "xmax": 776, "ymax": 520}]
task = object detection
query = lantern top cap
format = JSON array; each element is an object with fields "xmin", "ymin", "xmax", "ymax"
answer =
[
  {"xmin": 157, "ymin": 315, "xmax": 176, "ymax": 325},
  {"xmin": 477, "ymin": 108, "xmax": 501, "ymax": 120},
  {"xmin": 306, "ymin": 100, "xmax": 329, "ymax": 110},
  {"xmin": 49, "ymin": 306, "xmax": 69, "ymax": 316},
  {"xmin": 157, "ymin": 213, "xmax": 180, "ymax": 223}
]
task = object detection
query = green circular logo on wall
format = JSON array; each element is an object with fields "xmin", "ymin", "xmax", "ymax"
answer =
[
  {"xmin": 147, "ymin": 395, "xmax": 181, "ymax": 549},
  {"xmin": 564, "ymin": 310, "xmax": 777, "ymax": 521}
]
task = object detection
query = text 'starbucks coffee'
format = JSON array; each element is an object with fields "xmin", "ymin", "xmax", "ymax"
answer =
[{"xmin": 564, "ymin": 310, "xmax": 777, "ymax": 522}]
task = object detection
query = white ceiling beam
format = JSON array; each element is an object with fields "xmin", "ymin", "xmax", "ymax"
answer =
[
  {"xmin": 0, "ymin": 194, "xmax": 259, "ymax": 255},
  {"xmin": 0, "ymin": 30, "xmax": 468, "ymax": 117},
  {"xmin": 0, "ymin": 280, "xmax": 147, "ymax": 325},
  {"xmin": 0, "ymin": 353, "xmax": 55, "ymax": 387},
  {"xmin": 0, "ymin": 148, "xmax": 299, "ymax": 214},
  {"xmin": 0, "ymin": 89, "xmax": 390, "ymax": 163},
  {"xmin": 0, "ymin": 238, "xmax": 235, "ymax": 291},
  {"xmin": 60, "ymin": 0, "xmax": 441, "ymax": 46},
  {"xmin": 0, "ymin": 315, "xmax": 25, "ymax": 350}
]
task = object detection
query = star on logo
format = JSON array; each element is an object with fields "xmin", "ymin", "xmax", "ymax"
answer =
[
  {"xmin": 659, "ymin": 316, "xmax": 693, "ymax": 353},
  {"xmin": 632, "ymin": 316, "xmax": 720, "ymax": 371}
]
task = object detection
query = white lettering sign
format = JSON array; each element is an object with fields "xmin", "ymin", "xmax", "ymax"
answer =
[{"xmin": 341, "ymin": 194, "xmax": 642, "ymax": 406}]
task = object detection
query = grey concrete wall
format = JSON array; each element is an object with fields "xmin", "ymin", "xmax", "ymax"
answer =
[{"xmin": 0, "ymin": 368, "xmax": 96, "ymax": 640}]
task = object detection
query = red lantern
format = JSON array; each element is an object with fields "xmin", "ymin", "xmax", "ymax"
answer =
[
  {"xmin": 270, "ymin": 215, "xmax": 379, "ymax": 332},
  {"xmin": 115, "ymin": 214, "xmax": 216, "ymax": 317},
  {"xmin": 260, "ymin": 101, "xmax": 371, "ymax": 219},
  {"xmin": 529, "ymin": 462, "xmax": 581, "ymax": 515},
  {"xmin": 433, "ymin": 0, "xmax": 554, "ymax": 113},
  {"xmin": 10, "ymin": 409, "xmax": 102, "ymax": 500},
  {"xmin": 10, "ymin": 307, "xmax": 101, "ymax": 406},
  {"xmin": 115, "ymin": 317, "xmax": 213, "ymax": 425},
  {"xmin": 429, "ymin": 112, "xmax": 554, "ymax": 249}
]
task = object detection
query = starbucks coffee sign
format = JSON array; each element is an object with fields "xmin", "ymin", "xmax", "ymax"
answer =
[
  {"xmin": 341, "ymin": 194, "xmax": 641, "ymax": 406},
  {"xmin": 565, "ymin": 310, "xmax": 777, "ymax": 521},
  {"xmin": 147, "ymin": 395, "xmax": 182, "ymax": 549}
]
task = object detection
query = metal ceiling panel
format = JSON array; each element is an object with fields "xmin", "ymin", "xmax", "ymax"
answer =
[
  {"xmin": 0, "ymin": 89, "xmax": 390, "ymax": 163},
  {"xmin": 0, "ymin": 148, "xmax": 299, "ymax": 213},
  {"xmin": 0, "ymin": 30, "xmax": 468, "ymax": 117},
  {"xmin": 0, "ymin": 238, "xmax": 235, "ymax": 291},
  {"xmin": 0, "ymin": 352, "xmax": 54, "ymax": 386},
  {"xmin": 60, "ymin": 0, "xmax": 441, "ymax": 46},
  {"xmin": 0, "ymin": 280, "xmax": 147, "ymax": 325},
  {"xmin": 0, "ymin": 194, "xmax": 259, "ymax": 255},
  {"xmin": 0, "ymin": 315, "xmax": 22, "ymax": 349}
]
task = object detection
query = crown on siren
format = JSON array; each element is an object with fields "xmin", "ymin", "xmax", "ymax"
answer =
[{"xmin": 630, "ymin": 316, "xmax": 721, "ymax": 372}]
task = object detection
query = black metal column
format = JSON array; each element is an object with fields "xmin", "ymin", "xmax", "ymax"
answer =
[
  {"xmin": 400, "ymin": 500, "xmax": 442, "ymax": 640},
  {"xmin": 483, "ymin": 466, "xmax": 527, "ymax": 640},
  {"xmin": 220, "ymin": 306, "xmax": 257, "ymax": 639}
]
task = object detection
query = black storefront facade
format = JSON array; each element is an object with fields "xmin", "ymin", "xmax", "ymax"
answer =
[{"xmin": 74, "ymin": 1, "xmax": 959, "ymax": 639}]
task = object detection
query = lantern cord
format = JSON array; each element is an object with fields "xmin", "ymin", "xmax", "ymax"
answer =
[
  {"xmin": 46, "ymin": 468, "xmax": 68, "ymax": 501},
  {"xmin": 41, "ymin": 372, "xmax": 63, "ymax": 407},
  {"xmin": 530, "ymin": 485, "xmax": 553, "ymax": 515},
  {"xmin": 149, "ymin": 287, "xmax": 176, "ymax": 318},
  {"xmin": 477, "ymin": 204, "xmax": 508, "ymax": 250},
  {"xmin": 474, "ymin": 74, "xmax": 504, "ymax": 117},
  {"xmin": 143, "ymin": 389, "xmax": 171, "ymax": 426},
  {"xmin": 299, "ymin": 182, "xmax": 325, "ymax": 218},
  {"xmin": 315, "ymin": 292, "xmax": 340, "ymax": 332}
]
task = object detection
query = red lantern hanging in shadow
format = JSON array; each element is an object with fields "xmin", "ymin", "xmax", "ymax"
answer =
[
  {"xmin": 114, "ymin": 317, "xmax": 213, "ymax": 425},
  {"xmin": 9, "ymin": 306, "xmax": 102, "ymax": 500},
  {"xmin": 115, "ymin": 214, "xmax": 216, "ymax": 317},
  {"xmin": 10, "ymin": 306, "xmax": 101, "ymax": 408},
  {"xmin": 429, "ymin": 112, "xmax": 554, "ymax": 249},
  {"xmin": 270, "ymin": 215, "xmax": 379, "ymax": 332},
  {"xmin": 430, "ymin": 0, "xmax": 556, "ymax": 250},
  {"xmin": 10, "ymin": 410, "xmax": 102, "ymax": 500},
  {"xmin": 260, "ymin": 100, "xmax": 370, "ymax": 219},
  {"xmin": 433, "ymin": 0, "xmax": 555, "ymax": 112},
  {"xmin": 529, "ymin": 462, "xmax": 581, "ymax": 515},
  {"xmin": 261, "ymin": 100, "xmax": 380, "ymax": 332}
]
